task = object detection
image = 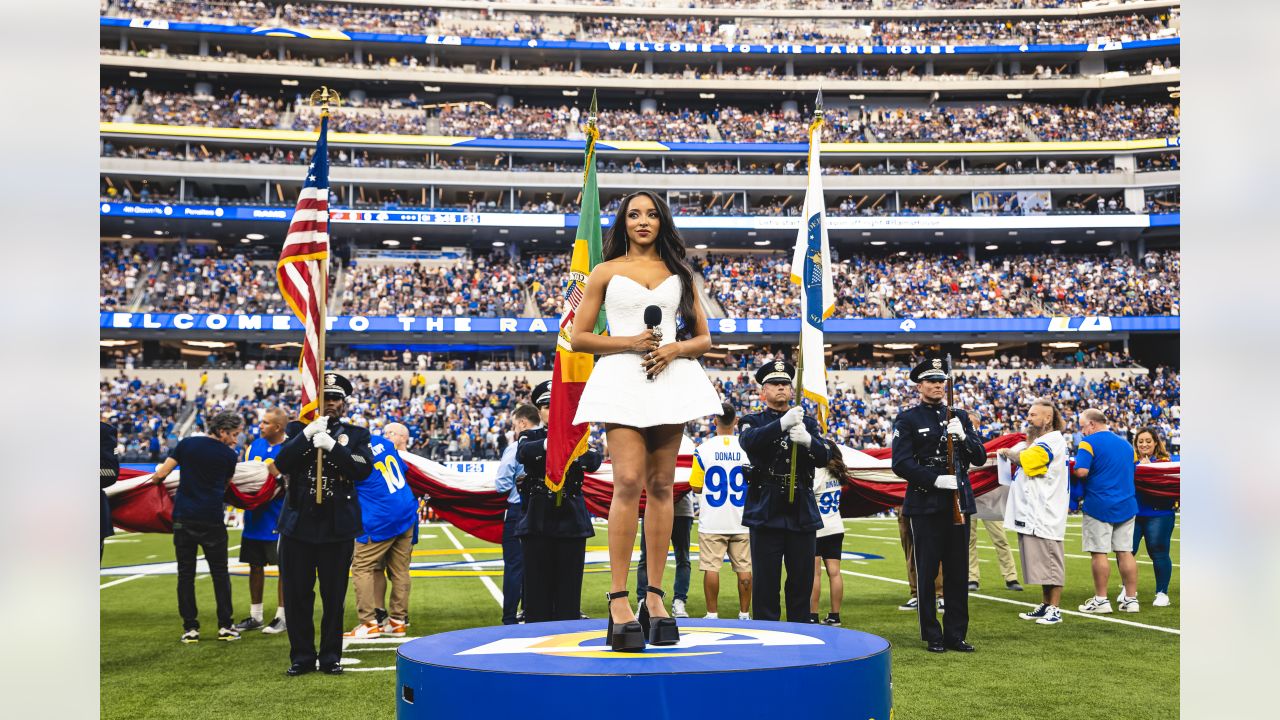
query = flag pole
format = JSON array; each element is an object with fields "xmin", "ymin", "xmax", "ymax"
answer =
[
  {"xmin": 787, "ymin": 91, "xmax": 824, "ymax": 504},
  {"xmin": 311, "ymin": 86, "xmax": 337, "ymax": 505}
]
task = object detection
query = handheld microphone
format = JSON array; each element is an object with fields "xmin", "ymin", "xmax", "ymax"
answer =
[{"xmin": 644, "ymin": 305, "xmax": 662, "ymax": 382}]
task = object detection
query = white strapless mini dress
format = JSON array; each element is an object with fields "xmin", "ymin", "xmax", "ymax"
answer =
[{"xmin": 573, "ymin": 274, "xmax": 723, "ymax": 428}]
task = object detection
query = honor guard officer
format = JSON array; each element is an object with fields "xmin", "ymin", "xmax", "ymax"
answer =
[
  {"xmin": 274, "ymin": 372, "xmax": 374, "ymax": 676},
  {"xmin": 739, "ymin": 360, "xmax": 835, "ymax": 622},
  {"xmin": 514, "ymin": 381, "xmax": 604, "ymax": 622},
  {"xmin": 891, "ymin": 357, "xmax": 986, "ymax": 653}
]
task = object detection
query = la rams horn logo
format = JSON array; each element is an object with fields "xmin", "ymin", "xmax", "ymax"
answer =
[{"xmin": 456, "ymin": 627, "xmax": 822, "ymax": 661}]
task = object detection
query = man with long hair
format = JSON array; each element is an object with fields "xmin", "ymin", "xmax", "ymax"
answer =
[{"xmin": 999, "ymin": 398, "xmax": 1070, "ymax": 625}]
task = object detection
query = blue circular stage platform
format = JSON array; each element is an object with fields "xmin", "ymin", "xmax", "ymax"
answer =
[{"xmin": 397, "ymin": 619, "xmax": 891, "ymax": 719}]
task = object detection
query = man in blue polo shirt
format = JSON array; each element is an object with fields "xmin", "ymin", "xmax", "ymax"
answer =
[
  {"xmin": 1073, "ymin": 408, "xmax": 1140, "ymax": 614},
  {"xmin": 234, "ymin": 408, "xmax": 288, "ymax": 635},
  {"xmin": 344, "ymin": 422, "xmax": 419, "ymax": 639},
  {"xmin": 150, "ymin": 411, "xmax": 244, "ymax": 644}
]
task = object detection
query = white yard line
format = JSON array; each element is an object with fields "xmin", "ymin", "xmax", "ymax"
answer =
[
  {"xmin": 838, "ymin": 569, "xmax": 1180, "ymax": 635},
  {"xmin": 440, "ymin": 524, "xmax": 504, "ymax": 608},
  {"xmin": 100, "ymin": 574, "xmax": 147, "ymax": 589},
  {"xmin": 973, "ymin": 541, "xmax": 1179, "ymax": 568}
]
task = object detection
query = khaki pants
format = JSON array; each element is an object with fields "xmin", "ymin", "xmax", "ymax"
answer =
[
  {"xmin": 352, "ymin": 527, "xmax": 414, "ymax": 623},
  {"xmin": 968, "ymin": 519, "xmax": 1018, "ymax": 583},
  {"xmin": 898, "ymin": 512, "xmax": 942, "ymax": 599}
]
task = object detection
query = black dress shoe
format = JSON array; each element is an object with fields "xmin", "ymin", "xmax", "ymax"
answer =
[
  {"xmin": 319, "ymin": 663, "xmax": 344, "ymax": 675},
  {"xmin": 286, "ymin": 662, "xmax": 315, "ymax": 676},
  {"xmin": 926, "ymin": 641, "xmax": 947, "ymax": 653},
  {"xmin": 947, "ymin": 640, "xmax": 976, "ymax": 653},
  {"xmin": 1006, "ymin": 580, "xmax": 1024, "ymax": 591}
]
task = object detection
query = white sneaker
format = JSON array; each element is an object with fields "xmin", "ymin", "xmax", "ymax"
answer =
[
  {"xmin": 1118, "ymin": 596, "xmax": 1140, "ymax": 613},
  {"xmin": 936, "ymin": 598, "xmax": 945, "ymax": 613},
  {"xmin": 737, "ymin": 612, "xmax": 750, "ymax": 620},
  {"xmin": 672, "ymin": 599, "xmax": 689, "ymax": 618},
  {"xmin": 1153, "ymin": 592, "xmax": 1171, "ymax": 607},
  {"xmin": 262, "ymin": 616, "xmax": 286, "ymax": 634},
  {"xmin": 1035, "ymin": 606, "xmax": 1063, "ymax": 625},
  {"xmin": 704, "ymin": 612, "xmax": 719, "ymax": 619},
  {"xmin": 1078, "ymin": 596, "xmax": 1113, "ymax": 614}
]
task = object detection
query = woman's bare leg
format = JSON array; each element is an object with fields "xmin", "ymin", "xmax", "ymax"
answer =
[
  {"xmin": 641, "ymin": 424, "xmax": 684, "ymax": 618},
  {"xmin": 605, "ymin": 424, "xmax": 646, "ymax": 623}
]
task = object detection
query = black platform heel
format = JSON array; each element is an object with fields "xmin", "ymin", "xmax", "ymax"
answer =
[
  {"xmin": 638, "ymin": 586, "xmax": 680, "ymax": 646},
  {"xmin": 605, "ymin": 591, "xmax": 645, "ymax": 652}
]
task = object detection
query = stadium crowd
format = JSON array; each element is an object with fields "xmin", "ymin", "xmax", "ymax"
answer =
[
  {"xmin": 696, "ymin": 250, "xmax": 1179, "ymax": 319},
  {"xmin": 686, "ymin": 364, "xmax": 1180, "ymax": 453},
  {"xmin": 107, "ymin": 1, "xmax": 1177, "ymax": 47},
  {"xmin": 100, "ymin": 373, "xmax": 187, "ymax": 462},
  {"xmin": 340, "ymin": 256, "xmax": 528, "ymax": 317},
  {"xmin": 100, "ymin": 86, "xmax": 1180, "ymax": 144}
]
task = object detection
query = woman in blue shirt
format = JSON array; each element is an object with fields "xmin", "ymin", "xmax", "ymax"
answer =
[{"xmin": 1133, "ymin": 427, "xmax": 1175, "ymax": 607}]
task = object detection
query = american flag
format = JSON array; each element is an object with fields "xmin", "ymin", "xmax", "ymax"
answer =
[{"xmin": 275, "ymin": 114, "xmax": 331, "ymax": 423}]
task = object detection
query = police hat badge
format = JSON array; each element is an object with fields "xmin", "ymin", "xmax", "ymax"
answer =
[
  {"xmin": 908, "ymin": 356, "xmax": 950, "ymax": 384},
  {"xmin": 755, "ymin": 360, "xmax": 796, "ymax": 385}
]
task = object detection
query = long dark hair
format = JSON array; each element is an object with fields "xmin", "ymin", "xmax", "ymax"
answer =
[
  {"xmin": 603, "ymin": 191, "xmax": 698, "ymax": 341},
  {"xmin": 1134, "ymin": 427, "xmax": 1170, "ymax": 461}
]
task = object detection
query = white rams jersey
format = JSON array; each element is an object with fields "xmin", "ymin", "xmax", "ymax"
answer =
[
  {"xmin": 813, "ymin": 467, "xmax": 845, "ymax": 538},
  {"xmin": 689, "ymin": 435, "xmax": 748, "ymax": 535}
]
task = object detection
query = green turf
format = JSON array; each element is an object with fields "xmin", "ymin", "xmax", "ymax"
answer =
[{"xmin": 101, "ymin": 516, "xmax": 1178, "ymax": 719}]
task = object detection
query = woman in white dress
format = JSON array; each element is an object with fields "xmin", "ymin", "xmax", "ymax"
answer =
[{"xmin": 571, "ymin": 191, "xmax": 722, "ymax": 651}]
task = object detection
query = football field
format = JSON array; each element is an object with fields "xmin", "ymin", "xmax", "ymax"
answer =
[{"xmin": 101, "ymin": 515, "xmax": 1179, "ymax": 720}]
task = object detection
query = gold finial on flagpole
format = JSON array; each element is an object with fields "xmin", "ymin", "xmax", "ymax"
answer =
[{"xmin": 308, "ymin": 86, "xmax": 343, "ymax": 119}]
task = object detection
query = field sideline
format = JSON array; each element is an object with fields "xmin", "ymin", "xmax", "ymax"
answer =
[{"xmin": 101, "ymin": 515, "xmax": 1178, "ymax": 720}]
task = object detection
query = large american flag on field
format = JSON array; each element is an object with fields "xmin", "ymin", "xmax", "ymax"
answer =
[{"xmin": 275, "ymin": 114, "xmax": 331, "ymax": 423}]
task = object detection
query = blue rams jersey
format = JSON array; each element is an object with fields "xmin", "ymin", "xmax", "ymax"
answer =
[
  {"xmin": 356, "ymin": 435, "xmax": 419, "ymax": 543},
  {"xmin": 242, "ymin": 436, "xmax": 284, "ymax": 541}
]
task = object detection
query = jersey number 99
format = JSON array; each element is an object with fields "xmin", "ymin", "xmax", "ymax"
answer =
[{"xmin": 704, "ymin": 466, "xmax": 746, "ymax": 508}]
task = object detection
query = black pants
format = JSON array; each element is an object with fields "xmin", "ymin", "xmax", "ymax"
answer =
[
  {"xmin": 520, "ymin": 535, "xmax": 586, "ymax": 622},
  {"xmin": 173, "ymin": 520, "xmax": 233, "ymax": 631},
  {"xmin": 749, "ymin": 526, "xmax": 815, "ymax": 622},
  {"xmin": 636, "ymin": 515, "xmax": 693, "ymax": 601},
  {"xmin": 501, "ymin": 503, "xmax": 525, "ymax": 625},
  {"xmin": 279, "ymin": 534, "xmax": 354, "ymax": 668},
  {"xmin": 909, "ymin": 512, "xmax": 971, "ymax": 644}
]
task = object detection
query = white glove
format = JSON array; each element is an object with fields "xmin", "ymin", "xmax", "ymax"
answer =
[
  {"xmin": 934, "ymin": 474, "xmax": 958, "ymax": 490},
  {"xmin": 780, "ymin": 406, "xmax": 805, "ymax": 431},
  {"xmin": 945, "ymin": 417, "xmax": 965, "ymax": 440},
  {"xmin": 303, "ymin": 417, "xmax": 329, "ymax": 439},
  {"xmin": 788, "ymin": 424, "xmax": 812, "ymax": 447},
  {"xmin": 313, "ymin": 432, "xmax": 336, "ymax": 451}
]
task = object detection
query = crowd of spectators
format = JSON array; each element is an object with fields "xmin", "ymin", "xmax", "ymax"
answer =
[
  {"xmin": 144, "ymin": 250, "xmax": 291, "ymax": 314},
  {"xmin": 340, "ymin": 254, "xmax": 528, "ymax": 317},
  {"xmin": 129, "ymin": 89, "xmax": 285, "ymax": 129},
  {"xmin": 107, "ymin": 1, "xmax": 1177, "ymax": 47},
  {"xmin": 685, "ymin": 362, "xmax": 1179, "ymax": 453},
  {"xmin": 695, "ymin": 250, "xmax": 1179, "ymax": 319},
  {"xmin": 101, "ymin": 86, "xmax": 1180, "ymax": 144},
  {"xmin": 101, "ymin": 243, "xmax": 149, "ymax": 310},
  {"xmin": 701, "ymin": 344, "xmax": 1137, "ymax": 372},
  {"xmin": 100, "ymin": 372, "xmax": 187, "ymax": 462}
]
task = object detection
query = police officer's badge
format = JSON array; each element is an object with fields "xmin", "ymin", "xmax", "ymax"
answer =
[
  {"xmin": 337, "ymin": 434, "xmax": 349, "ymax": 446},
  {"xmin": 775, "ymin": 361, "xmax": 784, "ymax": 372},
  {"xmin": 932, "ymin": 359, "xmax": 941, "ymax": 370}
]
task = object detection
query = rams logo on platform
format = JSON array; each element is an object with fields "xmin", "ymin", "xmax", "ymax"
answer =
[{"xmin": 456, "ymin": 626, "xmax": 823, "ymax": 660}]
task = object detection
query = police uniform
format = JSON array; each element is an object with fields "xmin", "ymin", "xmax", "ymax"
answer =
[
  {"xmin": 273, "ymin": 373, "xmax": 373, "ymax": 675},
  {"xmin": 890, "ymin": 357, "xmax": 986, "ymax": 652},
  {"xmin": 514, "ymin": 381, "xmax": 603, "ymax": 622},
  {"xmin": 739, "ymin": 361, "xmax": 834, "ymax": 622}
]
